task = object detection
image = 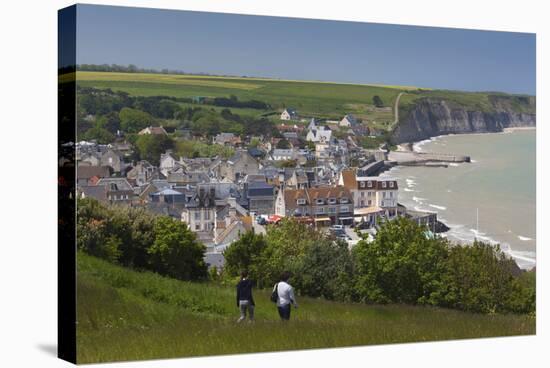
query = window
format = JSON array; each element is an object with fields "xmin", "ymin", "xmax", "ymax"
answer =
[
  {"xmin": 382, "ymin": 181, "xmax": 387, "ymax": 188},
  {"xmin": 194, "ymin": 211, "xmax": 200, "ymax": 221},
  {"xmin": 360, "ymin": 181, "xmax": 365, "ymax": 188},
  {"xmin": 389, "ymin": 181, "xmax": 394, "ymax": 188},
  {"xmin": 205, "ymin": 210, "xmax": 211, "ymax": 220},
  {"xmin": 340, "ymin": 206, "xmax": 349, "ymax": 213},
  {"xmin": 316, "ymin": 198, "xmax": 324, "ymax": 205},
  {"xmin": 360, "ymin": 200, "xmax": 364, "ymax": 206},
  {"xmin": 328, "ymin": 207, "xmax": 336, "ymax": 214},
  {"xmin": 328, "ymin": 198, "xmax": 336, "ymax": 204},
  {"xmin": 389, "ymin": 192, "xmax": 393, "ymax": 198},
  {"xmin": 383, "ymin": 192, "xmax": 387, "ymax": 198},
  {"xmin": 297, "ymin": 198, "xmax": 306, "ymax": 205},
  {"xmin": 367, "ymin": 181, "xmax": 373, "ymax": 188},
  {"xmin": 340, "ymin": 198, "xmax": 348, "ymax": 204},
  {"xmin": 195, "ymin": 224, "xmax": 200, "ymax": 231},
  {"xmin": 360, "ymin": 191, "xmax": 365, "ymax": 197},
  {"xmin": 368, "ymin": 200, "xmax": 372, "ymax": 206},
  {"xmin": 315, "ymin": 207, "xmax": 325, "ymax": 214}
]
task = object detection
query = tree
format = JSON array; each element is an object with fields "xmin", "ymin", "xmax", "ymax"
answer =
[
  {"xmin": 223, "ymin": 231, "xmax": 267, "ymax": 279},
  {"xmin": 437, "ymin": 241, "xmax": 524, "ymax": 313},
  {"xmin": 258, "ymin": 219, "xmax": 326, "ymax": 288},
  {"xmin": 372, "ymin": 95, "xmax": 384, "ymax": 107},
  {"xmin": 248, "ymin": 137, "xmax": 261, "ymax": 149},
  {"xmin": 134, "ymin": 134, "xmax": 174, "ymax": 165},
  {"xmin": 276, "ymin": 139, "xmax": 291, "ymax": 149},
  {"xmin": 352, "ymin": 217, "xmax": 449, "ymax": 304},
  {"xmin": 82, "ymin": 126, "xmax": 115, "ymax": 144},
  {"xmin": 148, "ymin": 217, "xmax": 207, "ymax": 281},
  {"xmin": 294, "ymin": 240, "xmax": 355, "ymax": 301},
  {"xmin": 119, "ymin": 107, "xmax": 154, "ymax": 133},
  {"xmin": 96, "ymin": 111, "xmax": 121, "ymax": 134}
]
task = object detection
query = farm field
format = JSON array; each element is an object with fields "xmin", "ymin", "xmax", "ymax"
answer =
[
  {"xmin": 77, "ymin": 252, "xmax": 535, "ymax": 364},
  {"xmin": 76, "ymin": 71, "xmax": 412, "ymax": 123}
]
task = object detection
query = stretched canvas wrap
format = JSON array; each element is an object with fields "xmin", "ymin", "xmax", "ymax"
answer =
[{"xmin": 58, "ymin": 4, "xmax": 536, "ymax": 364}]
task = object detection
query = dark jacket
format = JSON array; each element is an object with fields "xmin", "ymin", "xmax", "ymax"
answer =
[{"xmin": 236, "ymin": 278, "xmax": 255, "ymax": 306}]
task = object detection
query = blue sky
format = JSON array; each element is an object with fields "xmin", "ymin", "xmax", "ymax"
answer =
[{"xmin": 76, "ymin": 4, "xmax": 536, "ymax": 95}]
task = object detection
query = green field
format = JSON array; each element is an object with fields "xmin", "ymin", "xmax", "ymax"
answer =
[
  {"xmin": 77, "ymin": 252, "xmax": 535, "ymax": 364},
  {"xmin": 76, "ymin": 71, "xmax": 412, "ymax": 123}
]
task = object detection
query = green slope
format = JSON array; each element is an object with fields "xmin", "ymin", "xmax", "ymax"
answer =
[{"xmin": 77, "ymin": 252, "xmax": 535, "ymax": 364}]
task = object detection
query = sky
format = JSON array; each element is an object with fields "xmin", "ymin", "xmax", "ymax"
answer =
[{"xmin": 75, "ymin": 4, "xmax": 536, "ymax": 95}]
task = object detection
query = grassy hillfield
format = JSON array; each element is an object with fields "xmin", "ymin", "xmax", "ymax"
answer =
[
  {"xmin": 75, "ymin": 71, "xmax": 534, "ymax": 132},
  {"xmin": 77, "ymin": 252, "xmax": 535, "ymax": 364},
  {"xmin": 76, "ymin": 71, "xmax": 413, "ymax": 124}
]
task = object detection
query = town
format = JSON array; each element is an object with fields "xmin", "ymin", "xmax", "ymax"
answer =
[{"xmin": 72, "ymin": 106, "xmax": 442, "ymax": 269}]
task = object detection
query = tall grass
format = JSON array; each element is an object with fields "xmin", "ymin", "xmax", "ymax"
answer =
[{"xmin": 77, "ymin": 252, "xmax": 535, "ymax": 364}]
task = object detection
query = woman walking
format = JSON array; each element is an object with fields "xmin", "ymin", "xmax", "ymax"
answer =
[
  {"xmin": 273, "ymin": 271, "xmax": 298, "ymax": 321},
  {"xmin": 236, "ymin": 271, "xmax": 255, "ymax": 322}
]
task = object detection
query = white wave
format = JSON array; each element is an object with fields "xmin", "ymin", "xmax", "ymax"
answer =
[
  {"xmin": 518, "ymin": 235, "xmax": 533, "ymax": 241},
  {"xmin": 470, "ymin": 159, "xmax": 478, "ymax": 163},
  {"xmin": 404, "ymin": 188, "xmax": 415, "ymax": 192},
  {"xmin": 428, "ymin": 204, "xmax": 447, "ymax": 210},
  {"xmin": 412, "ymin": 196, "xmax": 426, "ymax": 203},
  {"xmin": 405, "ymin": 178, "xmax": 417, "ymax": 187},
  {"xmin": 448, "ymin": 163, "xmax": 460, "ymax": 167}
]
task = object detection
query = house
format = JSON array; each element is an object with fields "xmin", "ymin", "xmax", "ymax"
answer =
[
  {"xmin": 285, "ymin": 169, "xmax": 310, "ymax": 189},
  {"xmin": 275, "ymin": 186, "xmax": 354, "ymax": 226},
  {"xmin": 181, "ymin": 187, "xmax": 217, "ymax": 244},
  {"xmin": 77, "ymin": 166, "xmax": 111, "ymax": 186},
  {"xmin": 306, "ymin": 125, "xmax": 332, "ymax": 143},
  {"xmin": 213, "ymin": 205, "xmax": 253, "ymax": 251},
  {"xmin": 100, "ymin": 149, "xmax": 124, "ymax": 173},
  {"xmin": 167, "ymin": 169, "xmax": 209, "ymax": 186},
  {"xmin": 150, "ymin": 188, "xmax": 186, "ymax": 204},
  {"xmin": 339, "ymin": 114, "xmax": 358, "ymax": 127},
  {"xmin": 126, "ymin": 160, "xmax": 160, "ymax": 187},
  {"xmin": 245, "ymin": 181, "xmax": 276, "ymax": 215},
  {"xmin": 271, "ymin": 148, "xmax": 296, "ymax": 161},
  {"xmin": 79, "ymin": 152, "xmax": 101, "ymax": 167},
  {"xmin": 77, "ymin": 185, "xmax": 108, "ymax": 202},
  {"xmin": 159, "ymin": 151, "xmax": 182, "ymax": 177},
  {"xmin": 338, "ymin": 169, "xmax": 398, "ymax": 222},
  {"xmin": 218, "ymin": 149, "xmax": 259, "ymax": 182},
  {"xmin": 138, "ymin": 126, "xmax": 168, "ymax": 136},
  {"xmin": 214, "ymin": 132, "xmax": 242, "ymax": 146},
  {"xmin": 280, "ymin": 108, "xmax": 298, "ymax": 121},
  {"xmin": 96, "ymin": 177, "xmax": 135, "ymax": 204}
]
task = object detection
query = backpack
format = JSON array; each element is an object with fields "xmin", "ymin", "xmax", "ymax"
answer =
[{"xmin": 270, "ymin": 283, "xmax": 279, "ymax": 303}]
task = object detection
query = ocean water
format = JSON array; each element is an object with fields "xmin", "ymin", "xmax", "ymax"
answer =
[{"xmin": 381, "ymin": 129, "xmax": 536, "ymax": 269}]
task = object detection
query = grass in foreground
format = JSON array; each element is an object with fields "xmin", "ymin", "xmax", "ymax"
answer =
[{"xmin": 77, "ymin": 252, "xmax": 535, "ymax": 364}]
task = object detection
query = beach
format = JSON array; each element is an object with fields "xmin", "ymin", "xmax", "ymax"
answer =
[{"xmin": 382, "ymin": 129, "xmax": 536, "ymax": 269}]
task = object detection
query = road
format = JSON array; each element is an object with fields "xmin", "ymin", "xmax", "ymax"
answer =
[{"xmin": 392, "ymin": 92, "xmax": 405, "ymax": 126}]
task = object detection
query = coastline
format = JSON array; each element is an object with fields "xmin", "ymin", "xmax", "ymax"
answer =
[{"xmin": 388, "ymin": 129, "xmax": 536, "ymax": 270}]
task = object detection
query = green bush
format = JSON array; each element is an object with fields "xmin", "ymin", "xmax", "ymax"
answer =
[{"xmin": 77, "ymin": 198, "xmax": 207, "ymax": 281}]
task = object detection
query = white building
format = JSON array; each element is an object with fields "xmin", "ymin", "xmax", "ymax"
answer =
[
  {"xmin": 306, "ymin": 125, "xmax": 332, "ymax": 143},
  {"xmin": 280, "ymin": 108, "xmax": 298, "ymax": 121},
  {"xmin": 339, "ymin": 114, "xmax": 358, "ymax": 127}
]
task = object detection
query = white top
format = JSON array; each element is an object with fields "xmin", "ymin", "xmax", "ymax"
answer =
[{"xmin": 275, "ymin": 281, "xmax": 297, "ymax": 307}]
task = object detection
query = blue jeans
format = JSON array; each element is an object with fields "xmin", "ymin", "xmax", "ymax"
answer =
[{"xmin": 277, "ymin": 304, "xmax": 291, "ymax": 320}]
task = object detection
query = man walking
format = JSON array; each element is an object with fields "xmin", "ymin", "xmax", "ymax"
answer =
[
  {"xmin": 274, "ymin": 271, "xmax": 298, "ymax": 321},
  {"xmin": 236, "ymin": 271, "xmax": 255, "ymax": 322}
]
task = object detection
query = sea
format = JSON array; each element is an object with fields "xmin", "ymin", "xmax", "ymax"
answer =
[{"xmin": 380, "ymin": 129, "xmax": 536, "ymax": 269}]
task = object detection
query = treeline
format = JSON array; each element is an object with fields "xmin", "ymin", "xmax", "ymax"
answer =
[
  {"xmin": 78, "ymin": 63, "xmax": 190, "ymax": 75},
  {"xmin": 77, "ymin": 87, "xmax": 278, "ymax": 146},
  {"xmin": 77, "ymin": 198, "xmax": 207, "ymax": 280},
  {"xmin": 223, "ymin": 217, "xmax": 535, "ymax": 315}
]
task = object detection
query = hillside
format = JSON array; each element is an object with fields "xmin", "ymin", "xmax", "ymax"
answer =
[
  {"xmin": 77, "ymin": 252, "xmax": 535, "ymax": 364},
  {"xmin": 75, "ymin": 71, "xmax": 536, "ymax": 141}
]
